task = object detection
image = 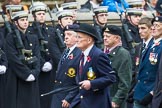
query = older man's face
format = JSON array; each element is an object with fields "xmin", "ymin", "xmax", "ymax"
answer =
[
  {"xmin": 76, "ymin": 32, "xmax": 92, "ymax": 51},
  {"xmin": 152, "ymin": 22, "xmax": 162, "ymax": 39}
]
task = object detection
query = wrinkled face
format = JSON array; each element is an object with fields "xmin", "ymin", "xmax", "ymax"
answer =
[
  {"xmin": 64, "ymin": 30, "xmax": 77, "ymax": 48},
  {"xmin": 96, "ymin": 13, "xmax": 108, "ymax": 25},
  {"xmin": 76, "ymin": 32, "xmax": 93, "ymax": 51},
  {"xmin": 138, "ymin": 24, "xmax": 152, "ymax": 41},
  {"xmin": 152, "ymin": 22, "xmax": 162, "ymax": 39},
  {"xmin": 16, "ymin": 17, "xmax": 29, "ymax": 30},
  {"xmin": 128, "ymin": 15, "xmax": 141, "ymax": 26},
  {"xmin": 59, "ymin": 16, "xmax": 73, "ymax": 28},
  {"xmin": 35, "ymin": 11, "xmax": 46, "ymax": 23},
  {"xmin": 103, "ymin": 32, "xmax": 116, "ymax": 48}
]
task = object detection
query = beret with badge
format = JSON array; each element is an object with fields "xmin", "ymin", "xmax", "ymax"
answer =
[
  {"xmin": 103, "ymin": 25, "xmax": 122, "ymax": 36},
  {"xmin": 64, "ymin": 24, "xmax": 80, "ymax": 31},
  {"xmin": 152, "ymin": 16, "xmax": 162, "ymax": 24}
]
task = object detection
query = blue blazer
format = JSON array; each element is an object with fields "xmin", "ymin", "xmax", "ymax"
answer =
[
  {"xmin": 51, "ymin": 47, "xmax": 81, "ymax": 108},
  {"xmin": 134, "ymin": 39, "xmax": 162, "ymax": 101},
  {"xmin": 70, "ymin": 45, "xmax": 116, "ymax": 108}
]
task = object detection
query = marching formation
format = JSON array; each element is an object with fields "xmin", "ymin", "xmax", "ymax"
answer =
[{"xmin": 0, "ymin": 0, "xmax": 162, "ymax": 108}]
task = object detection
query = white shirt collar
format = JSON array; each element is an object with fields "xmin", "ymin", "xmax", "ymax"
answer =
[
  {"xmin": 67, "ymin": 44, "xmax": 77, "ymax": 55},
  {"xmin": 143, "ymin": 36, "xmax": 152, "ymax": 48},
  {"xmin": 82, "ymin": 44, "xmax": 94, "ymax": 57}
]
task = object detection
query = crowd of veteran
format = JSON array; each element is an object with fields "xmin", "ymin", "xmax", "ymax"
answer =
[{"xmin": 0, "ymin": 0, "xmax": 162, "ymax": 108}]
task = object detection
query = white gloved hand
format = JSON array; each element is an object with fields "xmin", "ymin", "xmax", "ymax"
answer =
[
  {"xmin": 26, "ymin": 74, "xmax": 35, "ymax": 82},
  {"xmin": 42, "ymin": 62, "xmax": 52, "ymax": 72},
  {"xmin": 0, "ymin": 65, "xmax": 7, "ymax": 74}
]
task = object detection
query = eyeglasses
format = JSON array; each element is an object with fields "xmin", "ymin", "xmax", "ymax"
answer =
[{"xmin": 152, "ymin": 23, "xmax": 162, "ymax": 28}]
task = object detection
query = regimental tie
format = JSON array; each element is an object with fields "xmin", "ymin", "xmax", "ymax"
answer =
[
  {"xmin": 61, "ymin": 48, "xmax": 70, "ymax": 64},
  {"xmin": 142, "ymin": 43, "xmax": 146, "ymax": 54},
  {"xmin": 79, "ymin": 53, "xmax": 84, "ymax": 76}
]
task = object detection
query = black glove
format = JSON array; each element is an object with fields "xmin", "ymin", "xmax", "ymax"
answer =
[{"xmin": 139, "ymin": 93, "xmax": 153, "ymax": 106}]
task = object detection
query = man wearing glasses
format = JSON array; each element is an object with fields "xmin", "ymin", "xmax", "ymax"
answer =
[{"xmin": 133, "ymin": 16, "xmax": 162, "ymax": 108}]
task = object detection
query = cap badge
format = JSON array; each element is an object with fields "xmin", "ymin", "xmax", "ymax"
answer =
[
  {"xmin": 155, "ymin": 17, "xmax": 159, "ymax": 21},
  {"xmin": 105, "ymin": 27, "xmax": 109, "ymax": 31}
]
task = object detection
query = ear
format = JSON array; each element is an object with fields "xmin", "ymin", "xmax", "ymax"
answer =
[
  {"xmin": 14, "ymin": 21, "xmax": 18, "ymax": 25},
  {"xmin": 58, "ymin": 20, "xmax": 61, "ymax": 25},
  {"xmin": 127, "ymin": 16, "xmax": 131, "ymax": 21}
]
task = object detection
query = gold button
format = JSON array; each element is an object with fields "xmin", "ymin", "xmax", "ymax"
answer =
[
  {"xmin": 79, "ymin": 87, "xmax": 82, "ymax": 89},
  {"xmin": 55, "ymin": 80, "xmax": 57, "ymax": 83}
]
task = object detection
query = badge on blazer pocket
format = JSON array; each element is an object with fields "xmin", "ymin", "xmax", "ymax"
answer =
[
  {"xmin": 67, "ymin": 68, "xmax": 76, "ymax": 77},
  {"xmin": 87, "ymin": 67, "xmax": 96, "ymax": 80}
]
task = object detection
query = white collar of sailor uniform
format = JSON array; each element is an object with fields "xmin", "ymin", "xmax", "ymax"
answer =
[{"xmin": 67, "ymin": 44, "xmax": 77, "ymax": 56}]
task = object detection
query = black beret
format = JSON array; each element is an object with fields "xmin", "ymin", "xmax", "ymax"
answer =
[
  {"xmin": 152, "ymin": 16, "xmax": 162, "ymax": 24},
  {"xmin": 103, "ymin": 25, "xmax": 121, "ymax": 36},
  {"xmin": 64, "ymin": 24, "xmax": 79, "ymax": 31},
  {"xmin": 155, "ymin": 0, "xmax": 162, "ymax": 14},
  {"xmin": 74, "ymin": 23, "xmax": 98, "ymax": 41}
]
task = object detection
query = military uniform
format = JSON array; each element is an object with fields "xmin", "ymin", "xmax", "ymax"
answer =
[
  {"xmin": 5, "ymin": 11, "xmax": 40, "ymax": 108},
  {"xmin": 133, "ymin": 37, "xmax": 162, "ymax": 106},
  {"xmin": 51, "ymin": 46, "xmax": 81, "ymax": 108},
  {"xmin": 70, "ymin": 23, "xmax": 116, "ymax": 108},
  {"xmin": 29, "ymin": 2, "xmax": 56, "ymax": 108},
  {"xmin": 49, "ymin": 10, "xmax": 74, "ymax": 68},
  {"xmin": 93, "ymin": 6, "xmax": 108, "ymax": 49},
  {"xmin": 103, "ymin": 25, "xmax": 132, "ymax": 108},
  {"xmin": 0, "ymin": 32, "xmax": 8, "ymax": 108}
]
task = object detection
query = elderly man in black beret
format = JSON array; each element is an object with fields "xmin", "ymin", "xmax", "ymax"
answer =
[
  {"xmin": 103, "ymin": 25, "xmax": 132, "ymax": 108},
  {"xmin": 50, "ymin": 24, "xmax": 81, "ymax": 108},
  {"xmin": 133, "ymin": 16, "xmax": 162, "ymax": 108},
  {"xmin": 70, "ymin": 23, "xmax": 116, "ymax": 108},
  {"xmin": 152, "ymin": 16, "xmax": 162, "ymax": 108}
]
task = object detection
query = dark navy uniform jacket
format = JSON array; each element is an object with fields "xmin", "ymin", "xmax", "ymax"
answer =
[
  {"xmin": 70, "ymin": 45, "xmax": 116, "ymax": 108},
  {"xmin": 0, "ymin": 32, "xmax": 8, "ymax": 108},
  {"xmin": 5, "ymin": 30, "xmax": 40, "ymax": 108},
  {"xmin": 50, "ymin": 47, "xmax": 81, "ymax": 108},
  {"xmin": 28, "ymin": 23, "xmax": 55, "ymax": 108},
  {"xmin": 134, "ymin": 38, "xmax": 162, "ymax": 101},
  {"xmin": 152, "ymin": 46, "xmax": 162, "ymax": 108}
]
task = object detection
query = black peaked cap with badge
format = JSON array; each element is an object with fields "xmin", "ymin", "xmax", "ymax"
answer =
[
  {"xmin": 103, "ymin": 25, "xmax": 122, "ymax": 36},
  {"xmin": 74, "ymin": 23, "xmax": 98, "ymax": 41},
  {"xmin": 152, "ymin": 16, "xmax": 162, "ymax": 24},
  {"xmin": 64, "ymin": 24, "xmax": 80, "ymax": 31}
]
